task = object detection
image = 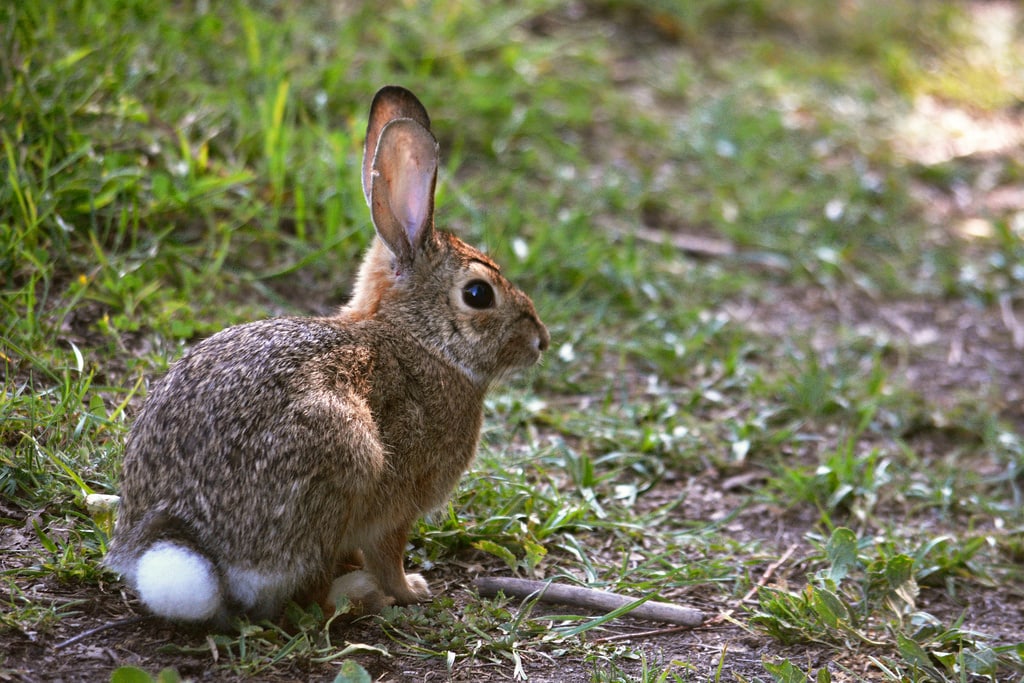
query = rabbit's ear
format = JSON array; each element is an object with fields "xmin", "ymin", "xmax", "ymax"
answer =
[
  {"xmin": 370, "ymin": 118, "xmax": 439, "ymax": 267},
  {"xmin": 363, "ymin": 87, "xmax": 431, "ymax": 207}
]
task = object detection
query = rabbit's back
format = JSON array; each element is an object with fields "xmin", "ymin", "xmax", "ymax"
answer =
[{"xmin": 112, "ymin": 319, "xmax": 384, "ymax": 567}]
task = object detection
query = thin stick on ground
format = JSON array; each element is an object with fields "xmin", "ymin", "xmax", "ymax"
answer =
[
  {"xmin": 474, "ymin": 577, "xmax": 705, "ymax": 627},
  {"xmin": 53, "ymin": 615, "xmax": 155, "ymax": 650},
  {"xmin": 592, "ymin": 543, "xmax": 799, "ymax": 644}
]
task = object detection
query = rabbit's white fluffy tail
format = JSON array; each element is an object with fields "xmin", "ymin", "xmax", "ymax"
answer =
[{"xmin": 134, "ymin": 541, "xmax": 223, "ymax": 622}]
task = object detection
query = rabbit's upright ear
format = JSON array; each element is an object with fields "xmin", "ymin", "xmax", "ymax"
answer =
[
  {"xmin": 363, "ymin": 86, "xmax": 431, "ymax": 207},
  {"xmin": 370, "ymin": 118, "xmax": 439, "ymax": 268}
]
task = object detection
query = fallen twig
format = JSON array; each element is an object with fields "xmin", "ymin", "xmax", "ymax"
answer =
[
  {"xmin": 473, "ymin": 577, "xmax": 704, "ymax": 627},
  {"xmin": 592, "ymin": 543, "xmax": 799, "ymax": 643},
  {"xmin": 633, "ymin": 226, "xmax": 736, "ymax": 258},
  {"xmin": 707, "ymin": 542, "xmax": 798, "ymax": 624},
  {"xmin": 53, "ymin": 615, "xmax": 154, "ymax": 650}
]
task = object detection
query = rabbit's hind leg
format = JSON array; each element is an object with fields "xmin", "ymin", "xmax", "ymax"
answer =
[
  {"xmin": 325, "ymin": 570, "xmax": 392, "ymax": 614},
  {"xmin": 222, "ymin": 564, "xmax": 296, "ymax": 620},
  {"xmin": 362, "ymin": 524, "xmax": 432, "ymax": 605}
]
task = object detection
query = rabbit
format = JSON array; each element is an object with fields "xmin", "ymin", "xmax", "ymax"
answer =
[{"xmin": 103, "ymin": 85, "xmax": 550, "ymax": 626}]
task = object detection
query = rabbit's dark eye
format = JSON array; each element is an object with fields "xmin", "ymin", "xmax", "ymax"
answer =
[{"xmin": 462, "ymin": 280, "xmax": 495, "ymax": 309}]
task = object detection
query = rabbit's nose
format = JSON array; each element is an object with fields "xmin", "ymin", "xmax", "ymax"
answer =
[{"xmin": 535, "ymin": 322, "xmax": 550, "ymax": 353}]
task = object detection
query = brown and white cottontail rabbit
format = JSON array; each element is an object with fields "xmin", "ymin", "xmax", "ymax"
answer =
[{"xmin": 104, "ymin": 86, "xmax": 549, "ymax": 625}]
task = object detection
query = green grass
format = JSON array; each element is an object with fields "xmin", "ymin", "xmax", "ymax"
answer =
[{"xmin": 3, "ymin": 0, "xmax": 1024, "ymax": 681}]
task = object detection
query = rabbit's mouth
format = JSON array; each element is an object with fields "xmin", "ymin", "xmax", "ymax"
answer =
[
  {"xmin": 504, "ymin": 322, "xmax": 550, "ymax": 372},
  {"xmin": 518, "ymin": 312, "xmax": 550, "ymax": 363}
]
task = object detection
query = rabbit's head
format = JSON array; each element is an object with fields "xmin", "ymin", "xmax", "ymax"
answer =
[{"xmin": 345, "ymin": 86, "xmax": 549, "ymax": 387}]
